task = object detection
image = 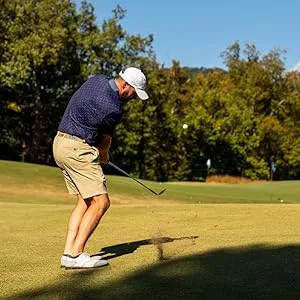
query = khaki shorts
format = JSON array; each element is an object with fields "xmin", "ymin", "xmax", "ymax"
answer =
[{"xmin": 53, "ymin": 131, "xmax": 107, "ymax": 199}]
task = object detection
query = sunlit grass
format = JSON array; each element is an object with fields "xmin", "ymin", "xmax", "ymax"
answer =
[
  {"xmin": 1, "ymin": 160, "xmax": 300, "ymax": 299},
  {"xmin": 1, "ymin": 160, "xmax": 299, "ymax": 204}
]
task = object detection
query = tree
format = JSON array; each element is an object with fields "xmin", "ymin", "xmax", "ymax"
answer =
[{"xmin": 0, "ymin": 0, "xmax": 155, "ymax": 164}]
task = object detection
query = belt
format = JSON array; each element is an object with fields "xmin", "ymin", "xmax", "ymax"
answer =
[{"xmin": 57, "ymin": 131, "xmax": 86, "ymax": 143}]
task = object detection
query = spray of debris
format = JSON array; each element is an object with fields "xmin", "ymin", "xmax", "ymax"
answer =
[{"xmin": 151, "ymin": 228, "xmax": 167, "ymax": 261}]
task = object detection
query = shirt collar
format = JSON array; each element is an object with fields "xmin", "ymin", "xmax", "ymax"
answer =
[{"xmin": 109, "ymin": 79, "xmax": 119, "ymax": 94}]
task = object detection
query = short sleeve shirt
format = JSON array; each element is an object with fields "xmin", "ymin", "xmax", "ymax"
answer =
[{"xmin": 58, "ymin": 75, "xmax": 123, "ymax": 145}]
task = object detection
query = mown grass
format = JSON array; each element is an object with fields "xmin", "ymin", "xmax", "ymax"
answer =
[
  {"xmin": 1, "ymin": 160, "xmax": 299, "ymax": 204},
  {"xmin": 1, "ymin": 160, "xmax": 300, "ymax": 299}
]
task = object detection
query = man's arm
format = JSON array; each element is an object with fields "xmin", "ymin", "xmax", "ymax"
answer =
[
  {"xmin": 95, "ymin": 134, "xmax": 112, "ymax": 164},
  {"xmin": 95, "ymin": 112, "xmax": 122, "ymax": 164}
]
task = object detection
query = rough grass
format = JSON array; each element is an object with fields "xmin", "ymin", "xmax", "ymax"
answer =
[
  {"xmin": 1, "ymin": 160, "xmax": 300, "ymax": 299},
  {"xmin": 206, "ymin": 174, "xmax": 263, "ymax": 184}
]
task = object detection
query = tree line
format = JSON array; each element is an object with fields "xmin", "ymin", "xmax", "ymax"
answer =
[{"xmin": 1, "ymin": 0, "xmax": 300, "ymax": 181}]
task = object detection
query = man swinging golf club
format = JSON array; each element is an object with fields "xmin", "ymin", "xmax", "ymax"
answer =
[{"xmin": 53, "ymin": 67, "xmax": 148, "ymax": 269}]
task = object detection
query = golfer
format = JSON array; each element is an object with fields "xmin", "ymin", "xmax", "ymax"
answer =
[{"xmin": 53, "ymin": 67, "xmax": 148, "ymax": 269}]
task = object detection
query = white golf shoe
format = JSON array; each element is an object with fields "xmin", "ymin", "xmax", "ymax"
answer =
[{"xmin": 61, "ymin": 253, "xmax": 108, "ymax": 269}]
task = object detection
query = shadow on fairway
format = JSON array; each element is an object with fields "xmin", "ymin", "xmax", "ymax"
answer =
[
  {"xmin": 8, "ymin": 243, "xmax": 300, "ymax": 300},
  {"xmin": 97, "ymin": 236, "xmax": 198, "ymax": 260}
]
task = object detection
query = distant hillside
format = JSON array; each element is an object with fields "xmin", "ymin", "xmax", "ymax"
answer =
[{"xmin": 182, "ymin": 66, "xmax": 226, "ymax": 77}]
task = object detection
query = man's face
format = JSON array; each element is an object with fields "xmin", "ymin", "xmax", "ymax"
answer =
[{"xmin": 120, "ymin": 83, "xmax": 137, "ymax": 102}]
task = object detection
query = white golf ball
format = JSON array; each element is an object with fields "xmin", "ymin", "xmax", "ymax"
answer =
[{"xmin": 183, "ymin": 124, "xmax": 188, "ymax": 129}]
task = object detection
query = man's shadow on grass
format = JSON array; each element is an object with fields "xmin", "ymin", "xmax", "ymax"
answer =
[
  {"xmin": 96, "ymin": 236, "xmax": 198, "ymax": 260},
  {"xmin": 8, "ymin": 243, "xmax": 300, "ymax": 300}
]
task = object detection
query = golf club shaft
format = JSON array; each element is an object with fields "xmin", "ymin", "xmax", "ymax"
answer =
[{"xmin": 108, "ymin": 161, "xmax": 163, "ymax": 195}]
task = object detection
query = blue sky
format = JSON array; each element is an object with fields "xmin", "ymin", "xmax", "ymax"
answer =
[{"xmin": 74, "ymin": 0, "xmax": 299, "ymax": 70}]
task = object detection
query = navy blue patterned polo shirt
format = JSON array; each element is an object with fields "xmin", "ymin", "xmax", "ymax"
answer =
[{"xmin": 58, "ymin": 75, "xmax": 123, "ymax": 145}]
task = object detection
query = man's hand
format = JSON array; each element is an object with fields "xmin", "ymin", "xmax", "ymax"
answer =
[
  {"xmin": 98, "ymin": 149, "xmax": 109, "ymax": 164},
  {"xmin": 95, "ymin": 135, "xmax": 112, "ymax": 164}
]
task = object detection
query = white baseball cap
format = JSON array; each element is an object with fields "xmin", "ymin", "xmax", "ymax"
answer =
[{"xmin": 119, "ymin": 67, "xmax": 149, "ymax": 100}]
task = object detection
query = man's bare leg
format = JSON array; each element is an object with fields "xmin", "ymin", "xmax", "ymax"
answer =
[
  {"xmin": 63, "ymin": 195, "xmax": 88, "ymax": 255},
  {"xmin": 71, "ymin": 194, "xmax": 110, "ymax": 256}
]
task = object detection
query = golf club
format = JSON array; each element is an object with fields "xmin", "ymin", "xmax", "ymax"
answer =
[{"xmin": 108, "ymin": 161, "xmax": 166, "ymax": 196}]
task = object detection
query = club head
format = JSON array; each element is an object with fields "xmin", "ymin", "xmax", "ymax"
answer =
[{"xmin": 157, "ymin": 188, "xmax": 166, "ymax": 196}]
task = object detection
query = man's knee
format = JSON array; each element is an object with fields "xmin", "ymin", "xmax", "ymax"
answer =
[{"xmin": 92, "ymin": 194, "xmax": 110, "ymax": 213}]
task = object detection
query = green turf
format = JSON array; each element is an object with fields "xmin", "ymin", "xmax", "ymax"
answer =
[
  {"xmin": 1, "ymin": 160, "xmax": 299, "ymax": 204},
  {"xmin": 1, "ymin": 160, "xmax": 300, "ymax": 299},
  {"xmin": 164, "ymin": 180, "xmax": 300, "ymax": 203}
]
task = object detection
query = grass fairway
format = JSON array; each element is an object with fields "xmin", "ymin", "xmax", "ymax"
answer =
[{"xmin": 1, "ymin": 160, "xmax": 300, "ymax": 299}]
